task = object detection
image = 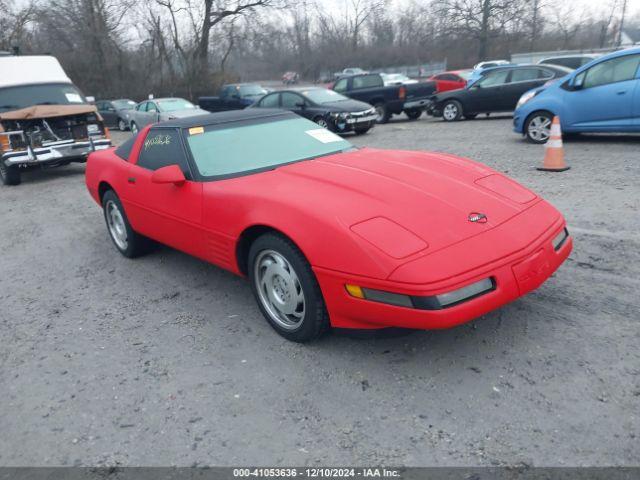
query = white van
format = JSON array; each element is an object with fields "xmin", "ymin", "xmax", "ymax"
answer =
[{"xmin": 0, "ymin": 55, "xmax": 111, "ymax": 185}]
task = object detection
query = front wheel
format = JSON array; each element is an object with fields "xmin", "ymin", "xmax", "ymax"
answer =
[
  {"xmin": 249, "ymin": 233, "xmax": 329, "ymax": 342},
  {"xmin": 404, "ymin": 109, "xmax": 422, "ymax": 120},
  {"xmin": 102, "ymin": 190, "xmax": 151, "ymax": 258},
  {"xmin": 314, "ymin": 116, "xmax": 330, "ymax": 129},
  {"xmin": 0, "ymin": 161, "xmax": 21, "ymax": 186},
  {"xmin": 442, "ymin": 100, "xmax": 463, "ymax": 122},
  {"xmin": 525, "ymin": 112, "xmax": 553, "ymax": 144},
  {"xmin": 117, "ymin": 118, "xmax": 128, "ymax": 131}
]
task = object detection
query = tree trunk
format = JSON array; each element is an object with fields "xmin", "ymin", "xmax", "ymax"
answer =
[{"xmin": 478, "ymin": 0, "xmax": 491, "ymax": 60}]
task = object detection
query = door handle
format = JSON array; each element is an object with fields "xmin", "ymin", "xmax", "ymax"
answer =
[
  {"xmin": 617, "ymin": 91, "xmax": 627, "ymax": 95},
  {"xmin": 128, "ymin": 177, "xmax": 136, "ymax": 184}
]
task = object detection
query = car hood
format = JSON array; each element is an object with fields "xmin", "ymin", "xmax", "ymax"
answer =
[
  {"xmin": 161, "ymin": 108, "xmax": 209, "ymax": 119},
  {"xmin": 319, "ymin": 99, "xmax": 373, "ymax": 112},
  {"xmin": 275, "ymin": 148, "xmax": 538, "ymax": 258}
]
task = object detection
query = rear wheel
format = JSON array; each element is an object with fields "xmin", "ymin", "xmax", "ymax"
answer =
[
  {"xmin": 130, "ymin": 122, "xmax": 139, "ymax": 135},
  {"xmin": 404, "ymin": 109, "xmax": 422, "ymax": 120},
  {"xmin": 102, "ymin": 190, "xmax": 151, "ymax": 258},
  {"xmin": 374, "ymin": 102, "xmax": 391, "ymax": 124},
  {"xmin": 525, "ymin": 111, "xmax": 553, "ymax": 144},
  {"xmin": 0, "ymin": 161, "xmax": 20, "ymax": 186},
  {"xmin": 249, "ymin": 233, "xmax": 329, "ymax": 342},
  {"xmin": 442, "ymin": 100, "xmax": 463, "ymax": 121}
]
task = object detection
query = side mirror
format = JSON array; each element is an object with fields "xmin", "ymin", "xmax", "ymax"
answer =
[
  {"xmin": 571, "ymin": 74, "xmax": 585, "ymax": 90},
  {"xmin": 151, "ymin": 164, "xmax": 185, "ymax": 186}
]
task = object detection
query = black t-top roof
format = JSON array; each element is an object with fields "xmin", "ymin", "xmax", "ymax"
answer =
[{"xmin": 157, "ymin": 108, "xmax": 294, "ymax": 129}]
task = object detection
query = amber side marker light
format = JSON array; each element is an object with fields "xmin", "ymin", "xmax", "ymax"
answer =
[{"xmin": 345, "ymin": 278, "xmax": 495, "ymax": 310}]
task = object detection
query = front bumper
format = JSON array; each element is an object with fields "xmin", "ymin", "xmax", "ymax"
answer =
[
  {"xmin": 512, "ymin": 112, "xmax": 526, "ymax": 134},
  {"xmin": 333, "ymin": 111, "xmax": 377, "ymax": 133},
  {"xmin": 2, "ymin": 138, "xmax": 112, "ymax": 167},
  {"xmin": 314, "ymin": 204, "xmax": 572, "ymax": 330},
  {"xmin": 427, "ymin": 103, "xmax": 442, "ymax": 117}
]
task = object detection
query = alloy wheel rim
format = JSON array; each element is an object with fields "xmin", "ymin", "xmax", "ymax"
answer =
[
  {"xmin": 131, "ymin": 124, "xmax": 138, "ymax": 134},
  {"xmin": 528, "ymin": 116, "xmax": 551, "ymax": 142},
  {"xmin": 106, "ymin": 200, "xmax": 128, "ymax": 250},
  {"xmin": 316, "ymin": 118, "xmax": 328, "ymax": 128},
  {"xmin": 254, "ymin": 249, "xmax": 305, "ymax": 330},
  {"xmin": 443, "ymin": 103, "xmax": 458, "ymax": 120},
  {"xmin": 375, "ymin": 105, "xmax": 385, "ymax": 122},
  {"xmin": 118, "ymin": 119, "xmax": 126, "ymax": 131}
]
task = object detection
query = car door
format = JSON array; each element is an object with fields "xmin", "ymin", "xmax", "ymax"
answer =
[
  {"xmin": 124, "ymin": 126, "xmax": 204, "ymax": 257},
  {"xmin": 465, "ymin": 69, "xmax": 511, "ymax": 113},
  {"xmin": 564, "ymin": 53, "xmax": 640, "ymax": 130},
  {"xmin": 132, "ymin": 101, "xmax": 149, "ymax": 127},
  {"xmin": 144, "ymin": 101, "xmax": 161, "ymax": 126},
  {"xmin": 436, "ymin": 74, "xmax": 460, "ymax": 92},
  {"xmin": 281, "ymin": 92, "xmax": 308, "ymax": 118},
  {"xmin": 501, "ymin": 68, "xmax": 549, "ymax": 110},
  {"xmin": 256, "ymin": 92, "xmax": 281, "ymax": 109}
]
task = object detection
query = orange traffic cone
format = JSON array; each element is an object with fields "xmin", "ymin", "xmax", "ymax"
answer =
[{"xmin": 537, "ymin": 116, "xmax": 570, "ymax": 172}]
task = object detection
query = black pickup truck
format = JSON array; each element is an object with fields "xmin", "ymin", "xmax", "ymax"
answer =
[
  {"xmin": 332, "ymin": 73, "xmax": 435, "ymax": 123},
  {"xmin": 198, "ymin": 83, "xmax": 268, "ymax": 112}
]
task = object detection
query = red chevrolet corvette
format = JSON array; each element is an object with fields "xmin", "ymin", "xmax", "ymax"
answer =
[{"xmin": 86, "ymin": 110, "xmax": 572, "ymax": 342}]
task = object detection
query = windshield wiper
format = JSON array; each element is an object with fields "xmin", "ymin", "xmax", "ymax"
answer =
[
  {"xmin": 36, "ymin": 102, "xmax": 56, "ymax": 105},
  {"xmin": 0, "ymin": 104, "xmax": 20, "ymax": 110}
]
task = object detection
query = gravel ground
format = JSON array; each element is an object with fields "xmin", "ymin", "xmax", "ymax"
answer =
[{"xmin": 1, "ymin": 114, "xmax": 639, "ymax": 467}]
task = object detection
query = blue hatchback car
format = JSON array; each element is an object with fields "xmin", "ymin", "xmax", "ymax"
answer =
[{"xmin": 513, "ymin": 47, "xmax": 640, "ymax": 143}]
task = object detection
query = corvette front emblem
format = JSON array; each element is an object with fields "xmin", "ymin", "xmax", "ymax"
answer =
[{"xmin": 468, "ymin": 212, "xmax": 488, "ymax": 223}]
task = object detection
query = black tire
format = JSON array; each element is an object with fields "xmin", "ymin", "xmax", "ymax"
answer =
[
  {"xmin": 404, "ymin": 109, "xmax": 422, "ymax": 120},
  {"xmin": 524, "ymin": 111, "xmax": 554, "ymax": 144},
  {"xmin": 248, "ymin": 233, "xmax": 330, "ymax": 342},
  {"xmin": 464, "ymin": 113, "xmax": 477, "ymax": 120},
  {"xmin": 313, "ymin": 116, "xmax": 331, "ymax": 130},
  {"xmin": 0, "ymin": 161, "xmax": 21, "ymax": 186},
  {"xmin": 130, "ymin": 122, "xmax": 139, "ymax": 135},
  {"xmin": 117, "ymin": 118, "xmax": 128, "ymax": 131},
  {"xmin": 101, "ymin": 190, "xmax": 151, "ymax": 258},
  {"xmin": 442, "ymin": 100, "xmax": 463, "ymax": 122},
  {"xmin": 354, "ymin": 126, "xmax": 372, "ymax": 135},
  {"xmin": 374, "ymin": 102, "xmax": 391, "ymax": 124}
]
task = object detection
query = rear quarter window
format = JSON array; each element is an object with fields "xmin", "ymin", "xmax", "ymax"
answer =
[
  {"xmin": 114, "ymin": 135, "xmax": 136, "ymax": 161},
  {"xmin": 136, "ymin": 128, "xmax": 192, "ymax": 178},
  {"xmin": 352, "ymin": 75, "xmax": 383, "ymax": 89}
]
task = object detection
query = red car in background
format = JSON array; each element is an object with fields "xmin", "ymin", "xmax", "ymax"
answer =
[{"xmin": 429, "ymin": 70, "xmax": 472, "ymax": 93}]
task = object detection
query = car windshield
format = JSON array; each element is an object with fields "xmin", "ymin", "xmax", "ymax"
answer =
[
  {"xmin": 457, "ymin": 71, "xmax": 471, "ymax": 80},
  {"xmin": 113, "ymin": 99, "xmax": 136, "ymax": 110},
  {"xmin": 0, "ymin": 83, "xmax": 86, "ymax": 112},
  {"xmin": 157, "ymin": 98, "xmax": 195, "ymax": 112},
  {"xmin": 186, "ymin": 116, "xmax": 353, "ymax": 178},
  {"xmin": 302, "ymin": 89, "xmax": 349, "ymax": 104},
  {"xmin": 239, "ymin": 85, "xmax": 267, "ymax": 97}
]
